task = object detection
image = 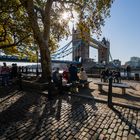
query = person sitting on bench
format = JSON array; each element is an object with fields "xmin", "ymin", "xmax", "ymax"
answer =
[
  {"xmin": 78, "ymin": 67, "xmax": 88, "ymax": 87},
  {"xmin": 101, "ymin": 70, "xmax": 106, "ymax": 82}
]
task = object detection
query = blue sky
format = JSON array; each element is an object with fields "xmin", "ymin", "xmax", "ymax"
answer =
[
  {"xmin": 99, "ymin": 0, "xmax": 140, "ymax": 64},
  {"xmin": 58, "ymin": 0, "xmax": 140, "ymax": 65}
]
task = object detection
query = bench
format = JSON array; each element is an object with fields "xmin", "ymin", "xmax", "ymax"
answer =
[
  {"xmin": 78, "ymin": 81, "xmax": 92, "ymax": 88},
  {"xmin": 94, "ymin": 82, "xmax": 130, "ymax": 94},
  {"xmin": 62, "ymin": 80, "xmax": 92, "ymax": 93}
]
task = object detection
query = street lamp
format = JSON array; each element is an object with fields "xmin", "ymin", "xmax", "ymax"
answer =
[{"xmin": 36, "ymin": 50, "xmax": 39, "ymax": 77}]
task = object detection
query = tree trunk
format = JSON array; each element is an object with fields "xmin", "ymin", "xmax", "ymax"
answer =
[
  {"xmin": 21, "ymin": 0, "xmax": 53, "ymax": 83},
  {"xmin": 39, "ymin": 41, "xmax": 52, "ymax": 82}
]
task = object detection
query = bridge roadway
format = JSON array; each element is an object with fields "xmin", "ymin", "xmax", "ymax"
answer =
[{"xmin": 0, "ymin": 79, "xmax": 140, "ymax": 139}]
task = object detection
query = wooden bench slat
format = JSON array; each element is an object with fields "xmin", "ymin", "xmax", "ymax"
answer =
[{"xmin": 94, "ymin": 82, "xmax": 130, "ymax": 94}]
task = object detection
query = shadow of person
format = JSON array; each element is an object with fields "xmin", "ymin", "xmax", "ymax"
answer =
[
  {"xmin": 76, "ymin": 87, "xmax": 98, "ymax": 111},
  {"xmin": 67, "ymin": 95, "xmax": 98, "ymax": 122},
  {"xmin": 71, "ymin": 100, "xmax": 88, "ymax": 122},
  {"xmin": 54, "ymin": 98, "xmax": 62, "ymax": 121},
  {"xmin": 78, "ymin": 87, "xmax": 95, "ymax": 97}
]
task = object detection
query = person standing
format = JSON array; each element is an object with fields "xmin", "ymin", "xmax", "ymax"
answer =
[
  {"xmin": 11, "ymin": 63, "xmax": 18, "ymax": 79},
  {"xmin": 126, "ymin": 65, "xmax": 131, "ymax": 80},
  {"xmin": 68, "ymin": 64, "xmax": 78, "ymax": 83},
  {"xmin": 1, "ymin": 62, "xmax": 10, "ymax": 86}
]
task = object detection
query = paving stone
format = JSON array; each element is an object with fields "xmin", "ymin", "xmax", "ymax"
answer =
[
  {"xmin": 135, "ymin": 134, "xmax": 140, "ymax": 139},
  {"xmin": 117, "ymin": 130, "xmax": 123, "ymax": 137},
  {"xmin": 113, "ymin": 126, "xmax": 119, "ymax": 132},
  {"xmin": 128, "ymin": 134, "xmax": 136, "ymax": 140},
  {"xmin": 117, "ymin": 119, "xmax": 122, "ymax": 123},
  {"xmin": 130, "ymin": 129, "xmax": 135, "ymax": 134},
  {"xmin": 119, "ymin": 125, "xmax": 124, "ymax": 131},
  {"xmin": 116, "ymin": 136, "xmax": 121, "ymax": 140},
  {"xmin": 124, "ymin": 125, "xmax": 129, "ymax": 130},
  {"xmin": 123, "ymin": 130, "xmax": 129, "ymax": 137},
  {"xmin": 102, "ymin": 129, "xmax": 107, "ymax": 135},
  {"xmin": 122, "ymin": 137, "xmax": 128, "ymax": 140},
  {"xmin": 110, "ymin": 123, "xmax": 116, "ymax": 129},
  {"xmin": 136, "ymin": 120, "xmax": 140, "ymax": 128},
  {"xmin": 89, "ymin": 130, "xmax": 95, "ymax": 135},
  {"xmin": 107, "ymin": 128, "xmax": 113, "ymax": 134},
  {"xmin": 92, "ymin": 133, "xmax": 99, "ymax": 140},
  {"xmin": 110, "ymin": 132, "xmax": 116, "ymax": 139},
  {"xmin": 81, "ymin": 131, "xmax": 86, "ymax": 136},
  {"xmin": 98, "ymin": 134, "xmax": 105, "ymax": 140},
  {"xmin": 67, "ymin": 135, "xmax": 73, "ymax": 140}
]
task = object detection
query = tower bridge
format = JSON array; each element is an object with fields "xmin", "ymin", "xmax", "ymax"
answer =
[{"xmin": 0, "ymin": 27, "xmax": 112, "ymax": 68}]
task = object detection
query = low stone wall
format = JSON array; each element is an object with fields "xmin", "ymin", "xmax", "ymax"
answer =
[
  {"xmin": 87, "ymin": 74, "xmax": 100, "ymax": 78},
  {"xmin": 22, "ymin": 80, "xmax": 49, "ymax": 92}
]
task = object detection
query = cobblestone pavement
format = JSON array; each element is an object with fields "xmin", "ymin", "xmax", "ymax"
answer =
[{"xmin": 0, "ymin": 89, "xmax": 140, "ymax": 140}]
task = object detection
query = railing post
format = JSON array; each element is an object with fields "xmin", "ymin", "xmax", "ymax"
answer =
[
  {"xmin": 18, "ymin": 71, "xmax": 22, "ymax": 90},
  {"xmin": 108, "ymin": 76, "xmax": 113, "ymax": 107}
]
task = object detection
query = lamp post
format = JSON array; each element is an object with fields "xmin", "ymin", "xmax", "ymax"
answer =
[
  {"xmin": 36, "ymin": 50, "xmax": 39, "ymax": 77},
  {"xmin": 108, "ymin": 76, "xmax": 113, "ymax": 107}
]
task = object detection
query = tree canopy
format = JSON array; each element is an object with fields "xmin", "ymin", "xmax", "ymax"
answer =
[{"xmin": 0, "ymin": 0, "xmax": 114, "ymax": 81}]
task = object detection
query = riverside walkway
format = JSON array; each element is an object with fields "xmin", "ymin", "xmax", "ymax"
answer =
[{"xmin": 0, "ymin": 79, "xmax": 140, "ymax": 140}]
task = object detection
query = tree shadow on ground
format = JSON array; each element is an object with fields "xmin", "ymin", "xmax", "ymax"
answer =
[
  {"xmin": 0, "ymin": 91, "xmax": 42, "ymax": 136},
  {"xmin": 0, "ymin": 90, "xmax": 19, "ymax": 104},
  {"xmin": 78, "ymin": 87, "xmax": 95, "ymax": 97},
  {"xmin": 0, "ymin": 90, "xmax": 65, "ymax": 139},
  {"xmin": 0, "ymin": 86, "xmax": 16, "ymax": 98},
  {"xmin": 110, "ymin": 105, "xmax": 140, "ymax": 137}
]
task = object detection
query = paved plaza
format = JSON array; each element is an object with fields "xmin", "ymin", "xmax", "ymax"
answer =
[{"xmin": 0, "ymin": 79, "xmax": 140, "ymax": 140}]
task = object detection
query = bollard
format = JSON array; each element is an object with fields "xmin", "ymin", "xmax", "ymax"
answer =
[
  {"xmin": 108, "ymin": 77, "xmax": 112, "ymax": 107},
  {"xmin": 48, "ymin": 76, "xmax": 53, "ymax": 100},
  {"xmin": 36, "ymin": 68, "xmax": 39, "ymax": 77}
]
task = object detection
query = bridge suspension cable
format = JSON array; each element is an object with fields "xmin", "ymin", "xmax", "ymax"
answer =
[
  {"xmin": 51, "ymin": 40, "xmax": 82, "ymax": 59},
  {"xmin": 52, "ymin": 40, "xmax": 72, "ymax": 55},
  {"xmin": 51, "ymin": 42, "xmax": 72, "ymax": 59},
  {"xmin": 109, "ymin": 51, "xmax": 113, "ymax": 62}
]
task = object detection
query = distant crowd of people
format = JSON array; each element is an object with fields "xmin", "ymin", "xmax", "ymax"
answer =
[
  {"xmin": 0, "ymin": 62, "xmax": 21, "ymax": 86},
  {"xmin": 101, "ymin": 69, "xmax": 121, "ymax": 83},
  {"xmin": 100, "ymin": 65, "xmax": 133, "ymax": 83}
]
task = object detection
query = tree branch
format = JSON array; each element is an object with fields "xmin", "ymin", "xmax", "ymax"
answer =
[
  {"xmin": 20, "ymin": 0, "xmax": 43, "ymax": 43},
  {"xmin": 0, "ymin": 34, "xmax": 30, "ymax": 49}
]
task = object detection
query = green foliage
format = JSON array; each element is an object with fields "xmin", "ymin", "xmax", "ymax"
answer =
[{"xmin": 0, "ymin": 0, "xmax": 114, "ymax": 61}]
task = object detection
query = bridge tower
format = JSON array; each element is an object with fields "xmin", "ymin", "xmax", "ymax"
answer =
[
  {"xmin": 72, "ymin": 27, "xmax": 90, "ymax": 62},
  {"xmin": 72, "ymin": 27, "xmax": 110, "ymax": 64},
  {"xmin": 98, "ymin": 38, "xmax": 110, "ymax": 64}
]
